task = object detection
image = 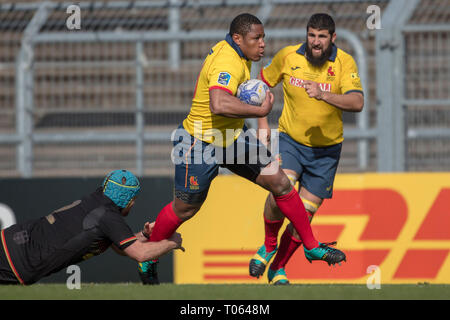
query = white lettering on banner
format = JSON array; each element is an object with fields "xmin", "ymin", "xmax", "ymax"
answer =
[
  {"xmin": 0, "ymin": 203, "xmax": 16, "ymax": 229},
  {"xmin": 289, "ymin": 76, "xmax": 331, "ymax": 92}
]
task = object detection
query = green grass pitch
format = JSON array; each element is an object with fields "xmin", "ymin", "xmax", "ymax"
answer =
[{"xmin": 1, "ymin": 283, "xmax": 449, "ymax": 300}]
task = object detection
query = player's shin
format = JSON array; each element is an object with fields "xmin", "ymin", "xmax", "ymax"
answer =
[
  {"xmin": 273, "ymin": 188, "xmax": 319, "ymax": 250},
  {"xmin": 149, "ymin": 202, "xmax": 183, "ymax": 242},
  {"xmin": 263, "ymin": 215, "xmax": 284, "ymax": 252},
  {"xmin": 270, "ymin": 225, "xmax": 302, "ymax": 271}
]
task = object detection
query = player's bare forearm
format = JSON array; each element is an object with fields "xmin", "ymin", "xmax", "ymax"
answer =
[
  {"xmin": 257, "ymin": 117, "xmax": 271, "ymax": 145},
  {"xmin": 209, "ymin": 88, "xmax": 273, "ymax": 118},
  {"xmin": 258, "ymin": 116, "xmax": 270, "ymax": 129},
  {"xmin": 124, "ymin": 233, "xmax": 184, "ymax": 262},
  {"xmin": 256, "ymin": 73, "xmax": 274, "ymax": 145},
  {"xmin": 136, "ymin": 240, "xmax": 176, "ymax": 262},
  {"xmin": 320, "ymin": 91, "xmax": 364, "ymax": 112},
  {"xmin": 303, "ymin": 80, "xmax": 363, "ymax": 112}
]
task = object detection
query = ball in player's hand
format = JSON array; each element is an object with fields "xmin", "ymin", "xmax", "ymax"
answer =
[{"xmin": 237, "ymin": 79, "xmax": 269, "ymax": 106}]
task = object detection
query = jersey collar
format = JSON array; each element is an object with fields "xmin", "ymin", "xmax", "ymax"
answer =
[
  {"xmin": 225, "ymin": 33, "xmax": 249, "ymax": 60},
  {"xmin": 296, "ymin": 42, "xmax": 337, "ymax": 62}
]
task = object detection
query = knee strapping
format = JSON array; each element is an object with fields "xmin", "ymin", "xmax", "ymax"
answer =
[
  {"xmin": 286, "ymin": 174, "xmax": 297, "ymax": 186},
  {"xmin": 300, "ymin": 196, "xmax": 319, "ymax": 215},
  {"xmin": 175, "ymin": 189, "xmax": 208, "ymax": 204}
]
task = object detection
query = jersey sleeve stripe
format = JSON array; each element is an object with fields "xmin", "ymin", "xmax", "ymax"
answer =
[
  {"xmin": 119, "ymin": 236, "xmax": 137, "ymax": 246},
  {"xmin": 344, "ymin": 89, "xmax": 364, "ymax": 95},
  {"xmin": 209, "ymin": 86, "xmax": 233, "ymax": 95},
  {"xmin": 259, "ymin": 69, "xmax": 272, "ymax": 88},
  {"xmin": 1, "ymin": 230, "xmax": 25, "ymax": 284}
]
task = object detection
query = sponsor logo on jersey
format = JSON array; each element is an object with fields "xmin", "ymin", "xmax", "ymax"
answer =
[{"xmin": 289, "ymin": 76, "xmax": 331, "ymax": 92}]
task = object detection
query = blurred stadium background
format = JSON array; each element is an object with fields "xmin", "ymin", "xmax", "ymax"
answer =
[
  {"xmin": 0, "ymin": 0, "xmax": 449, "ymax": 289},
  {"xmin": 0, "ymin": 0, "xmax": 448, "ymax": 178}
]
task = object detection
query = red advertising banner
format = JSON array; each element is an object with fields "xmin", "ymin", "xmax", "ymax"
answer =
[{"xmin": 175, "ymin": 173, "xmax": 450, "ymax": 284}]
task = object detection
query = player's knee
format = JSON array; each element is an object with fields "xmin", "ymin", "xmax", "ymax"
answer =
[
  {"xmin": 268, "ymin": 173, "xmax": 291, "ymax": 196},
  {"xmin": 286, "ymin": 173, "xmax": 297, "ymax": 186},
  {"xmin": 300, "ymin": 197, "xmax": 320, "ymax": 220},
  {"xmin": 173, "ymin": 191, "xmax": 205, "ymax": 221}
]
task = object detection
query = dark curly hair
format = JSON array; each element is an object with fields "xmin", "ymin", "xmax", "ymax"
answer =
[
  {"xmin": 229, "ymin": 13, "xmax": 262, "ymax": 37},
  {"xmin": 307, "ymin": 13, "xmax": 335, "ymax": 35}
]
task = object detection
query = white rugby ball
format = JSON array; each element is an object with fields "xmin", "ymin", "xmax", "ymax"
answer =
[{"xmin": 237, "ymin": 79, "xmax": 269, "ymax": 106}]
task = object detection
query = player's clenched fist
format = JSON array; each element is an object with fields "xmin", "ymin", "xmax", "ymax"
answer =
[
  {"xmin": 259, "ymin": 90, "xmax": 275, "ymax": 117},
  {"xmin": 303, "ymin": 80, "xmax": 324, "ymax": 100},
  {"xmin": 168, "ymin": 232, "xmax": 185, "ymax": 252}
]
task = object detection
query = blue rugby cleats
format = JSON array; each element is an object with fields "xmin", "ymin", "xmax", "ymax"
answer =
[
  {"xmin": 249, "ymin": 245, "xmax": 277, "ymax": 278},
  {"xmin": 268, "ymin": 267, "xmax": 290, "ymax": 285},
  {"xmin": 138, "ymin": 260, "xmax": 159, "ymax": 285},
  {"xmin": 304, "ymin": 241, "xmax": 346, "ymax": 266}
]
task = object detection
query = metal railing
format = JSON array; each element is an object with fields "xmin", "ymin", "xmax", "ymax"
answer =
[
  {"xmin": 1, "ymin": 0, "xmax": 449, "ymax": 177},
  {"xmin": 5, "ymin": 0, "xmax": 373, "ymax": 177}
]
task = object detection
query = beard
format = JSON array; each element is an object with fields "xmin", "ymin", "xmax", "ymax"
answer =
[{"xmin": 305, "ymin": 43, "xmax": 333, "ymax": 67}]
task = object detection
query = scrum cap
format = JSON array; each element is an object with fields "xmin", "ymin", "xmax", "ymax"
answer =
[{"xmin": 103, "ymin": 169, "xmax": 141, "ymax": 208}]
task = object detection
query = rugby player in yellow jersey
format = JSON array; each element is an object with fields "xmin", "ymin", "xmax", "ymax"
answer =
[
  {"xmin": 249, "ymin": 13, "xmax": 364, "ymax": 285},
  {"xmin": 138, "ymin": 13, "xmax": 346, "ymax": 285}
]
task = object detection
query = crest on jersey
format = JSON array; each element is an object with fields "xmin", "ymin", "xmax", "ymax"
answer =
[
  {"xmin": 327, "ymin": 66, "xmax": 336, "ymax": 77},
  {"xmin": 189, "ymin": 176, "xmax": 199, "ymax": 190},
  {"xmin": 217, "ymin": 72, "xmax": 231, "ymax": 86}
]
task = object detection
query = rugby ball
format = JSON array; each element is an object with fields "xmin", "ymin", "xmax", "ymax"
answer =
[{"xmin": 237, "ymin": 79, "xmax": 269, "ymax": 106}]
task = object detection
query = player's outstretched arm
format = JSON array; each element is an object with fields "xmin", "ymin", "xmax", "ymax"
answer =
[
  {"xmin": 111, "ymin": 222, "xmax": 156, "ymax": 256},
  {"xmin": 209, "ymin": 88, "xmax": 273, "ymax": 118},
  {"xmin": 123, "ymin": 232, "xmax": 184, "ymax": 262}
]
